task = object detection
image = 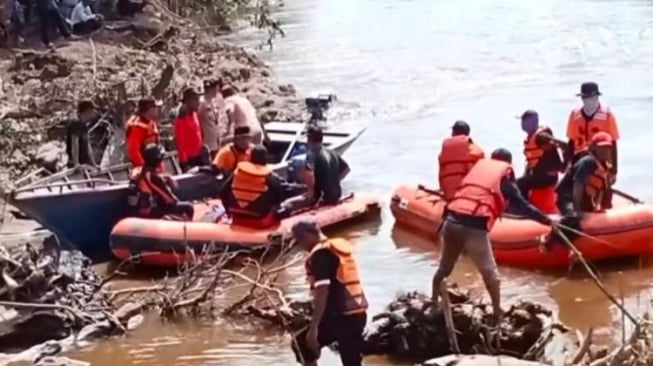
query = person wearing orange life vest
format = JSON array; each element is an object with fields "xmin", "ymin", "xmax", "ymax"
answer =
[
  {"xmin": 211, "ymin": 126, "xmax": 255, "ymax": 173},
  {"xmin": 431, "ymin": 149, "xmax": 555, "ymax": 321},
  {"xmin": 517, "ymin": 110, "xmax": 565, "ymax": 214},
  {"xmin": 437, "ymin": 120, "xmax": 485, "ymax": 200},
  {"xmin": 127, "ymin": 143, "xmax": 194, "ymax": 219},
  {"xmin": 554, "ymin": 132, "xmax": 615, "ymax": 241},
  {"xmin": 173, "ymin": 87, "xmax": 208, "ymax": 172},
  {"xmin": 289, "ymin": 220, "xmax": 368, "ymax": 366},
  {"xmin": 219, "ymin": 145, "xmax": 286, "ymax": 229},
  {"xmin": 565, "ymin": 82, "xmax": 619, "ymax": 172},
  {"xmin": 126, "ymin": 98, "xmax": 162, "ymax": 168}
]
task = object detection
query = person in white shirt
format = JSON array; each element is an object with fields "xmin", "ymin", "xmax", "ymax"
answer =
[
  {"xmin": 198, "ymin": 79, "xmax": 225, "ymax": 159},
  {"xmin": 220, "ymin": 84, "xmax": 264, "ymax": 145},
  {"xmin": 67, "ymin": 0, "xmax": 102, "ymax": 35}
]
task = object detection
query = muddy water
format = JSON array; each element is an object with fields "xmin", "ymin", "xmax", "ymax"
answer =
[{"xmin": 69, "ymin": 0, "xmax": 653, "ymax": 364}]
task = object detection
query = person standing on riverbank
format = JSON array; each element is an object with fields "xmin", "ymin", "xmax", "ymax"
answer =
[
  {"xmin": 431, "ymin": 149, "xmax": 555, "ymax": 321},
  {"xmin": 198, "ymin": 79, "xmax": 225, "ymax": 159},
  {"xmin": 221, "ymin": 84, "xmax": 264, "ymax": 144},
  {"xmin": 437, "ymin": 120, "xmax": 484, "ymax": 200},
  {"xmin": 173, "ymin": 87, "xmax": 206, "ymax": 172},
  {"xmin": 290, "ymin": 220, "xmax": 368, "ymax": 366}
]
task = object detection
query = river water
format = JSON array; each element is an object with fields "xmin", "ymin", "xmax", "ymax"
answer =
[{"xmin": 68, "ymin": 0, "xmax": 653, "ymax": 364}]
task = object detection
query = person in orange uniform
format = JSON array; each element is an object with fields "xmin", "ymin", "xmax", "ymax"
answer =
[
  {"xmin": 556, "ymin": 132, "xmax": 615, "ymax": 219},
  {"xmin": 517, "ymin": 110, "xmax": 565, "ymax": 213},
  {"xmin": 126, "ymin": 98, "xmax": 162, "ymax": 167},
  {"xmin": 173, "ymin": 87, "xmax": 207, "ymax": 172},
  {"xmin": 127, "ymin": 143, "xmax": 194, "ymax": 219},
  {"xmin": 431, "ymin": 149, "xmax": 555, "ymax": 321},
  {"xmin": 219, "ymin": 145, "xmax": 286, "ymax": 228},
  {"xmin": 290, "ymin": 220, "xmax": 368, "ymax": 366},
  {"xmin": 566, "ymin": 82, "xmax": 619, "ymax": 170},
  {"xmin": 211, "ymin": 126, "xmax": 255, "ymax": 173},
  {"xmin": 438, "ymin": 120, "xmax": 485, "ymax": 200}
]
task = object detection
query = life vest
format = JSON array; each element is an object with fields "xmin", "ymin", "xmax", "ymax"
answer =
[
  {"xmin": 126, "ymin": 115, "xmax": 159, "ymax": 145},
  {"xmin": 213, "ymin": 143, "xmax": 252, "ymax": 172},
  {"xmin": 227, "ymin": 161, "xmax": 272, "ymax": 219},
  {"xmin": 446, "ymin": 159, "xmax": 513, "ymax": 230},
  {"xmin": 585, "ymin": 155, "xmax": 610, "ymax": 211},
  {"xmin": 523, "ymin": 126, "xmax": 555, "ymax": 169},
  {"xmin": 567, "ymin": 105, "xmax": 614, "ymax": 154},
  {"xmin": 304, "ymin": 238, "xmax": 368, "ymax": 315},
  {"xmin": 438, "ymin": 136, "xmax": 484, "ymax": 200}
]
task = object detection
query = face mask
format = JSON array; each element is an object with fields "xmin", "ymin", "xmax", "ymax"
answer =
[
  {"xmin": 582, "ymin": 96, "xmax": 600, "ymax": 115},
  {"xmin": 521, "ymin": 115, "xmax": 539, "ymax": 135}
]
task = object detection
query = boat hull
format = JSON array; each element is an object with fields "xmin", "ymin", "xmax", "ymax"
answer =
[
  {"xmin": 390, "ymin": 184, "xmax": 653, "ymax": 268},
  {"xmin": 110, "ymin": 193, "xmax": 381, "ymax": 267}
]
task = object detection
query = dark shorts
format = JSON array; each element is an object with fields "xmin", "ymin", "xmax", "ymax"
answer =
[{"xmin": 291, "ymin": 312, "xmax": 367, "ymax": 366}]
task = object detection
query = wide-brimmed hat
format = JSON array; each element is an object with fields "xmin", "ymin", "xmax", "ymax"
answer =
[
  {"xmin": 577, "ymin": 82, "xmax": 602, "ymax": 98},
  {"xmin": 138, "ymin": 98, "xmax": 163, "ymax": 112}
]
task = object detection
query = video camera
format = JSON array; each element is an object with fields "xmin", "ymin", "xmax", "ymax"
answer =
[{"xmin": 305, "ymin": 94, "xmax": 337, "ymax": 122}]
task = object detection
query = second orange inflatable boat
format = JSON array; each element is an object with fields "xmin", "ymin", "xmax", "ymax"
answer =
[
  {"xmin": 390, "ymin": 184, "xmax": 653, "ymax": 268},
  {"xmin": 111, "ymin": 192, "xmax": 381, "ymax": 267}
]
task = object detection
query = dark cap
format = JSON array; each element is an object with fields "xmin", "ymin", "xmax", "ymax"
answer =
[
  {"xmin": 520, "ymin": 109, "xmax": 539, "ymax": 120},
  {"xmin": 234, "ymin": 126, "xmax": 251, "ymax": 137},
  {"xmin": 491, "ymin": 148, "xmax": 513, "ymax": 164},
  {"xmin": 138, "ymin": 98, "xmax": 163, "ymax": 112},
  {"xmin": 591, "ymin": 131, "xmax": 613, "ymax": 147},
  {"xmin": 451, "ymin": 120, "xmax": 470, "ymax": 135},
  {"xmin": 77, "ymin": 100, "xmax": 96, "ymax": 114},
  {"xmin": 203, "ymin": 78, "xmax": 222, "ymax": 90},
  {"xmin": 577, "ymin": 82, "xmax": 602, "ymax": 98},
  {"xmin": 181, "ymin": 87, "xmax": 200, "ymax": 101},
  {"xmin": 291, "ymin": 220, "xmax": 320, "ymax": 237}
]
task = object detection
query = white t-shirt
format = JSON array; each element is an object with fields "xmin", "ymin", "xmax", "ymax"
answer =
[
  {"xmin": 68, "ymin": 2, "xmax": 95, "ymax": 26},
  {"xmin": 224, "ymin": 94, "xmax": 263, "ymax": 143},
  {"xmin": 198, "ymin": 94, "xmax": 226, "ymax": 151}
]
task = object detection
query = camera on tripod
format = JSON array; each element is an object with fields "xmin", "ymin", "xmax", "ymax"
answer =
[{"xmin": 305, "ymin": 94, "xmax": 336, "ymax": 122}]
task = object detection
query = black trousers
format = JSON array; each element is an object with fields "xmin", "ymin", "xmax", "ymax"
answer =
[
  {"xmin": 292, "ymin": 312, "xmax": 367, "ymax": 366},
  {"xmin": 38, "ymin": 7, "xmax": 70, "ymax": 45}
]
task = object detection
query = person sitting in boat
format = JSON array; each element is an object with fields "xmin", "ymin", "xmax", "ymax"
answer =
[
  {"xmin": 128, "ymin": 143, "xmax": 194, "ymax": 220},
  {"xmin": 283, "ymin": 125, "xmax": 350, "ymax": 211},
  {"xmin": 219, "ymin": 145, "xmax": 286, "ymax": 229},
  {"xmin": 431, "ymin": 148, "xmax": 555, "ymax": 322},
  {"xmin": 517, "ymin": 110, "xmax": 565, "ymax": 214},
  {"xmin": 556, "ymin": 131, "xmax": 614, "ymax": 223},
  {"xmin": 437, "ymin": 120, "xmax": 484, "ymax": 200},
  {"xmin": 126, "ymin": 98, "xmax": 162, "ymax": 168},
  {"xmin": 211, "ymin": 126, "xmax": 255, "ymax": 174}
]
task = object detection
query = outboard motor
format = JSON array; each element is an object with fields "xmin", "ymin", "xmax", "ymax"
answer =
[{"xmin": 305, "ymin": 94, "xmax": 336, "ymax": 124}]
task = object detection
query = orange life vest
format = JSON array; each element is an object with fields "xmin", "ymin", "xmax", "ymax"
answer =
[
  {"xmin": 446, "ymin": 159, "xmax": 513, "ymax": 230},
  {"xmin": 567, "ymin": 105, "xmax": 614, "ymax": 154},
  {"xmin": 305, "ymin": 238, "xmax": 368, "ymax": 316},
  {"xmin": 438, "ymin": 136, "xmax": 484, "ymax": 200},
  {"xmin": 585, "ymin": 156, "xmax": 610, "ymax": 211},
  {"xmin": 213, "ymin": 143, "xmax": 253, "ymax": 172},
  {"xmin": 126, "ymin": 115, "xmax": 159, "ymax": 145},
  {"xmin": 523, "ymin": 126, "xmax": 555, "ymax": 169},
  {"xmin": 228, "ymin": 161, "xmax": 272, "ymax": 218}
]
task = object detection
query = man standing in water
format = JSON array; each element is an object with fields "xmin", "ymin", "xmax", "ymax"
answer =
[
  {"xmin": 290, "ymin": 220, "xmax": 368, "ymax": 366},
  {"xmin": 431, "ymin": 149, "xmax": 555, "ymax": 321}
]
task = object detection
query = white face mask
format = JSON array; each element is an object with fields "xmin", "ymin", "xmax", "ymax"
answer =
[{"xmin": 582, "ymin": 96, "xmax": 600, "ymax": 115}]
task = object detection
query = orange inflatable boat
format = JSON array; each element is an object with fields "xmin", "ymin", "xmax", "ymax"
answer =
[
  {"xmin": 390, "ymin": 184, "xmax": 653, "ymax": 268},
  {"xmin": 110, "ymin": 193, "xmax": 381, "ymax": 267}
]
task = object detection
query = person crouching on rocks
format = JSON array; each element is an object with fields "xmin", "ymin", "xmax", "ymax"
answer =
[
  {"xmin": 128, "ymin": 143, "xmax": 194, "ymax": 220},
  {"xmin": 431, "ymin": 149, "xmax": 556, "ymax": 322},
  {"xmin": 290, "ymin": 220, "xmax": 368, "ymax": 366}
]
